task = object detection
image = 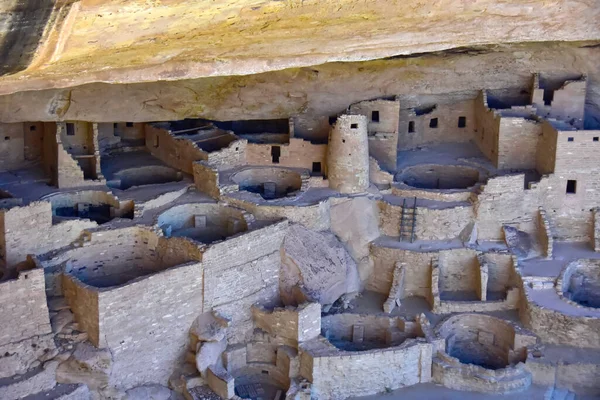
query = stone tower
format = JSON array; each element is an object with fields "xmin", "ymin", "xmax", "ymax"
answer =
[{"xmin": 327, "ymin": 114, "xmax": 369, "ymax": 193}]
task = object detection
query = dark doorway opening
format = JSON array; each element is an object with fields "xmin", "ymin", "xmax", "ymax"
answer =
[
  {"xmin": 408, "ymin": 121, "xmax": 415, "ymax": 133},
  {"xmin": 458, "ymin": 116, "xmax": 466, "ymax": 128},
  {"xmin": 566, "ymin": 180, "xmax": 577, "ymax": 194},
  {"xmin": 429, "ymin": 118, "xmax": 438, "ymax": 129},
  {"xmin": 371, "ymin": 111, "xmax": 380, "ymax": 122},
  {"xmin": 271, "ymin": 146, "xmax": 281, "ymax": 163},
  {"xmin": 312, "ymin": 162, "xmax": 322, "ymax": 174}
]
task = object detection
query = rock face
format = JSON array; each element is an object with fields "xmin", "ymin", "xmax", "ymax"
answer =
[
  {"xmin": 195, "ymin": 339, "xmax": 226, "ymax": 377},
  {"xmin": 0, "ymin": 43, "xmax": 598, "ymax": 125},
  {"xmin": 56, "ymin": 343, "xmax": 112, "ymax": 390},
  {"xmin": 0, "ymin": 0, "xmax": 598, "ymax": 94},
  {"xmin": 281, "ymin": 224, "xmax": 360, "ymax": 306}
]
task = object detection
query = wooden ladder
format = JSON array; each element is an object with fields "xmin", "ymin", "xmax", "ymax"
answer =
[{"xmin": 399, "ymin": 197, "xmax": 417, "ymax": 243}]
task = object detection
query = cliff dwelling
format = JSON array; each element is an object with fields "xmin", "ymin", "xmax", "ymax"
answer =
[{"xmin": 0, "ymin": 1, "xmax": 599, "ymax": 400}]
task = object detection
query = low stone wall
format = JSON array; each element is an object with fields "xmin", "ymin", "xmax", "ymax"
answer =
[
  {"xmin": 226, "ymin": 197, "xmax": 330, "ymax": 231},
  {"xmin": 525, "ymin": 349, "xmax": 600, "ymax": 396},
  {"xmin": 300, "ymin": 337, "xmax": 432, "ymax": 400},
  {"xmin": 433, "ymin": 352, "xmax": 531, "ymax": 393},
  {"xmin": 537, "ymin": 208, "xmax": 554, "ymax": 259},
  {"xmin": 391, "ymin": 184, "xmax": 474, "ymax": 202},
  {"xmin": 520, "ymin": 285, "xmax": 600, "ymax": 349}
]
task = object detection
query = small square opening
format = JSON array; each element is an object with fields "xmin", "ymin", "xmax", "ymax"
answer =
[
  {"xmin": 568, "ymin": 137, "xmax": 574, "ymax": 142},
  {"xmin": 429, "ymin": 118, "xmax": 438, "ymax": 128},
  {"xmin": 66, "ymin": 123, "xmax": 75, "ymax": 136},
  {"xmin": 271, "ymin": 145, "xmax": 281, "ymax": 163},
  {"xmin": 408, "ymin": 121, "xmax": 415, "ymax": 133},
  {"xmin": 312, "ymin": 162, "xmax": 321, "ymax": 174},
  {"xmin": 566, "ymin": 180, "xmax": 577, "ymax": 194},
  {"xmin": 594, "ymin": 137, "xmax": 599, "ymax": 142},
  {"xmin": 4, "ymin": 136, "xmax": 9, "ymax": 140},
  {"xmin": 328, "ymin": 116, "xmax": 337, "ymax": 125},
  {"xmin": 350, "ymin": 123, "xmax": 358, "ymax": 129},
  {"xmin": 371, "ymin": 111, "xmax": 380, "ymax": 122},
  {"xmin": 126, "ymin": 122, "xmax": 134, "ymax": 128},
  {"xmin": 29, "ymin": 125, "xmax": 36, "ymax": 131},
  {"xmin": 113, "ymin": 123, "xmax": 118, "ymax": 129},
  {"xmin": 458, "ymin": 116, "xmax": 466, "ymax": 128}
]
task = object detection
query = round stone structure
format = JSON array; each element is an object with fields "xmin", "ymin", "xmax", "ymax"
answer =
[
  {"xmin": 327, "ymin": 114, "xmax": 370, "ymax": 194},
  {"xmin": 399, "ymin": 164, "xmax": 480, "ymax": 190},
  {"xmin": 231, "ymin": 167, "xmax": 302, "ymax": 200},
  {"xmin": 558, "ymin": 259, "xmax": 600, "ymax": 309}
]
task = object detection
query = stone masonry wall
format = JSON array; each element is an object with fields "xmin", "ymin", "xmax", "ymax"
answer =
[
  {"xmin": 62, "ymin": 273, "xmax": 100, "ymax": 345},
  {"xmin": 398, "ymin": 100, "xmax": 475, "ymax": 151},
  {"xmin": 473, "ymin": 91, "xmax": 500, "ymax": 166},
  {"xmin": 327, "ymin": 114, "xmax": 369, "ymax": 194},
  {"xmin": 0, "ymin": 266, "xmax": 52, "ymax": 346},
  {"xmin": 497, "ymin": 117, "xmax": 541, "ymax": 170},
  {"xmin": 303, "ymin": 340, "xmax": 431, "ymax": 399},
  {"xmin": 246, "ymin": 139, "xmax": 327, "ymax": 173},
  {"xmin": 0, "ymin": 201, "xmax": 96, "ymax": 268},
  {"xmin": 377, "ymin": 200, "xmax": 473, "ymax": 241},
  {"xmin": 202, "ymin": 221, "xmax": 288, "ymax": 344},
  {"xmin": 0, "ymin": 123, "xmax": 27, "ymax": 172},
  {"xmin": 98, "ymin": 261, "xmax": 203, "ymax": 389},
  {"xmin": 145, "ymin": 124, "xmax": 207, "ymax": 174},
  {"xmin": 349, "ymin": 99, "xmax": 400, "ymax": 171}
]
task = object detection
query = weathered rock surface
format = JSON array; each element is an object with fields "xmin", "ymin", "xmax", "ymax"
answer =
[
  {"xmin": 330, "ymin": 197, "xmax": 380, "ymax": 284},
  {"xmin": 56, "ymin": 343, "xmax": 112, "ymax": 390},
  {"xmin": 281, "ymin": 224, "xmax": 360, "ymax": 306},
  {"xmin": 0, "ymin": 0, "xmax": 598, "ymax": 95},
  {"xmin": 0, "ymin": 360, "xmax": 59, "ymax": 400},
  {"xmin": 195, "ymin": 338, "xmax": 226, "ymax": 377},
  {"xmin": 189, "ymin": 312, "xmax": 230, "ymax": 343},
  {"xmin": 0, "ymin": 334, "xmax": 56, "ymax": 378},
  {"xmin": 125, "ymin": 384, "xmax": 181, "ymax": 400},
  {"xmin": 503, "ymin": 225, "xmax": 533, "ymax": 259},
  {"xmin": 0, "ymin": 43, "xmax": 598, "ymax": 125},
  {"xmin": 51, "ymin": 309, "xmax": 75, "ymax": 333}
]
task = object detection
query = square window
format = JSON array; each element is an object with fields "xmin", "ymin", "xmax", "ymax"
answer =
[
  {"xmin": 458, "ymin": 116, "xmax": 466, "ymax": 128},
  {"xmin": 350, "ymin": 123, "xmax": 358, "ymax": 129},
  {"xmin": 566, "ymin": 180, "xmax": 577, "ymax": 194},
  {"xmin": 4, "ymin": 136, "xmax": 9, "ymax": 140},
  {"xmin": 594, "ymin": 137, "xmax": 599, "ymax": 142},
  {"xmin": 429, "ymin": 118, "xmax": 438, "ymax": 128},
  {"xmin": 29, "ymin": 125, "xmax": 36, "ymax": 131},
  {"xmin": 312, "ymin": 162, "xmax": 321, "ymax": 173},
  {"xmin": 408, "ymin": 121, "xmax": 415, "ymax": 133},
  {"xmin": 126, "ymin": 122, "xmax": 134, "ymax": 127},
  {"xmin": 66, "ymin": 123, "xmax": 75, "ymax": 136},
  {"xmin": 568, "ymin": 137, "xmax": 574, "ymax": 142},
  {"xmin": 371, "ymin": 111, "xmax": 380, "ymax": 122}
]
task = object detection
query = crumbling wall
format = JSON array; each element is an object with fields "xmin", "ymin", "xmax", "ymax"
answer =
[
  {"xmin": 368, "ymin": 245, "xmax": 434, "ymax": 298},
  {"xmin": 62, "ymin": 274, "xmax": 100, "ymax": 344},
  {"xmin": 532, "ymin": 75, "xmax": 586, "ymax": 127},
  {"xmin": 398, "ymin": 100, "xmax": 475, "ymax": 151},
  {"xmin": 0, "ymin": 266, "xmax": 51, "ymax": 347},
  {"xmin": 474, "ymin": 92, "xmax": 500, "ymax": 166},
  {"xmin": 145, "ymin": 124, "xmax": 208, "ymax": 174},
  {"xmin": 0, "ymin": 201, "xmax": 96, "ymax": 268}
]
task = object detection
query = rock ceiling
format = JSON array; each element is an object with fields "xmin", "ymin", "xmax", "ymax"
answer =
[{"xmin": 0, "ymin": 0, "xmax": 599, "ymax": 123}]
